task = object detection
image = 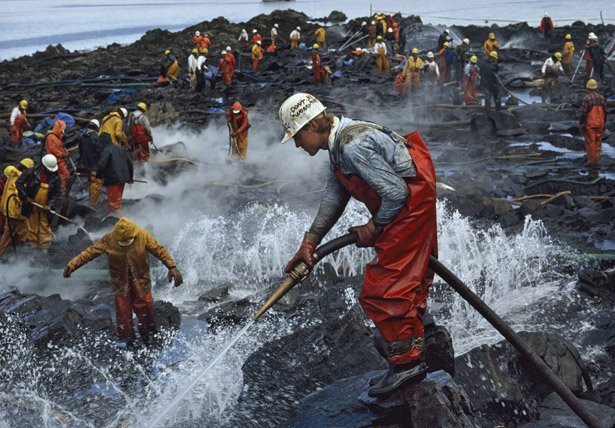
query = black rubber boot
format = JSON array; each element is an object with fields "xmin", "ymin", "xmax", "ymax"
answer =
[{"xmin": 368, "ymin": 360, "xmax": 428, "ymax": 398}]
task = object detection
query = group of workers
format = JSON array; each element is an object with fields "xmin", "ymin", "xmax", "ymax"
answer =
[
  {"xmin": 3, "ymin": 101, "xmax": 177, "ymax": 347},
  {"xmin": 1, "ymin": 16, "xmax": 610, "ymax": 362}
]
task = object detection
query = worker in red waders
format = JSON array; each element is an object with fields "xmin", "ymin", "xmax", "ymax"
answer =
[
  {"xmin": 579, "ymin": 79, "xmax": 607, "ymax": 167},
  {"xmin": 279, "ymin": 93, "xmax": 437, "ymax": 398},
  {"xmin": 128, "ymin": 102, "xmax": 153, "ymax": 162},
  {"xmin": 312, "ymin": 44, "xmax": 326, "ymax": 84},
  {"xmin": 10, "ymin": 100, "xmax": 30, "ymax": 147},
  {"xmin": 64, "ymin": 217, "xmax": 183, "ymax": 346}
]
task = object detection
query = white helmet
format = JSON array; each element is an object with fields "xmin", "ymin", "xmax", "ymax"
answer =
[
  {"xmin": 89, "ymin": 119, "xmax": 100, "ymax": 129},
  {"xmin": 362, "ymin": 21, "xmax": 367, "ymax": 26},
  {"xmin": 253, "ymin": 29, "xmax": 257, "ymax": 33},
  {"xmin": 195, "ymin": 31, "xmax": 200, "ymax": 36},
  {"xmin": 221, "ymin": 50, "xmax": 227, "ymax": 55},
  {"xmin": 119, "ymin": 107, "xmax": 128, "ymax": 118},
  {"xmin": 42, "ymin": 154, "xmax": 58, "ymax": 172},
  {"xmin": 274, "ymin": 23, "xmax": 279, "ymax": 28},
  {"xmin": 588, "ymin": 32, "xmax": 598, "ymax": 40},
  {"xmin": 226, "ymin": 46, "xmax": 232, "ymax": 51},
  {"xmin": 463, "ymin": 38, "xmax": 470, "ymax": 45},
  {"xmin": 279, "ymin": 93, "xmax": 326, "ymax": 144},
  {"xmin": 296, "ymin": 26, "xmax": 301, "ymax": 31},
  {"xmin": 427, "ymin": 51, "xmax": 434, "ymax": 58}
]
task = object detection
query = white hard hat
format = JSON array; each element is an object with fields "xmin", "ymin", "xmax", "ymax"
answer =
[
  {"xmin": 221, "ymin": 50, "xmax": 227, "ymax": 55},
  {"xmin": 119, "ymin": 107, "xmax": 128, "ymax": 118},
  {"xmin": 427, "ymin": 51, "xmax": 434, "ymax": 58},
  {"xmin": 274, "ymin": 23, "xmax": 279, "ymax": 28},
  {"xmin": 278, "ymin": 93, "xmax": 326, "ymax": 144},
  {"xmin": 588, "ymin": 32, "xmax": 598, "ymax": 40},
  {"xmin": 544, "ymin": 12, "xmax": 548, "ymax": 16},
  {"xmin": 362, "ymin": 21, "xmax": 367, "ymax": 26},
  {"xmin": 42, "ymin": 154, "xmax": 58, "ymax": 172},
  {"xmin": 226, "ymin": 46, "xmax": 232, "ymax": 51},
  {"xmin": 89, "ymin": 119, "xmax": 100, "ymax": 129},
  {"xmin": 256, "ymin": 40, "xmax": 261, "ymax": 45},
  {"xmin": 296, "ymin": 26, "xmax": 301, "ymax": 31},
  {"xmin": 253, "ymin": 29, "xmax": 257, "ymax": 33},
  {"xmin": 443, "ymin": 29, "xmax": 449, "ymax": 34},
  {"xmin": 463, "ymin": 38, "xmax": 470, "ymax": 45},
  {"xmin": 232, "ymin": 109, "xmax": 240, "ymax": 114},
  {"xmin": 195, "ymin": 31, "xmax": 200, "ymax": 36}
]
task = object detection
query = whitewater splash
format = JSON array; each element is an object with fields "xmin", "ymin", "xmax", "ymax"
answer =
[{"xmin": 0, "ymin": 200, "xmax": 575, "ymax": 427}]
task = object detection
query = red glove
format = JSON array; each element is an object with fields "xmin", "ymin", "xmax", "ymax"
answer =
[
  {"xmin": 284, "ymin": 232, "xmax": 320, "ymax": 273},
  {"xmin": 348, "ymin": 219, "xmax": 384, "ymax": 248}
]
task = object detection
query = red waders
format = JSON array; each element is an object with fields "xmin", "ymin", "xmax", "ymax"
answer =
[
  {"xmin": 130, "ymin": 123, "xmax": 150, "ymax": 162},
  {"xmin": 584, "ymin": 105, "xmax": 606, "ymax": 166},
  {"xmin": 333, "ymin": 130, "xmax": 438, "ymax": 365}
]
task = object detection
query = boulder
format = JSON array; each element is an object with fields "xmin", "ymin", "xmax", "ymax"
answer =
[
  {"xmin": 455, "ymin": 331, "xmax": 589, "ymax": 426},
  {"xmin": 287, "ymin": 371, "xmax": 475, "ymax": 427},
  {"xmin": 520, "ymin": 392, "xmax": 615, "ymax": 427}
]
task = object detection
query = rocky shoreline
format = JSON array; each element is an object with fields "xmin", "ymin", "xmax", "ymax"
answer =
[{"xmin": 0, "ymin": 9, "xmax": 614, "ymax": 427}]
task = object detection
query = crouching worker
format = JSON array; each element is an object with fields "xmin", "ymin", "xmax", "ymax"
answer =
[
  {"xmin": 279, "ymin": 93, "xmax": 437, "ymax": 398},
  {"xmin": 63, "ymin": 217, "xmax": 183, "ymax": 346}
]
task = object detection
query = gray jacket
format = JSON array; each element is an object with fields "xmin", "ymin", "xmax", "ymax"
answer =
[{"xmin": 309, "ymin": 116, "xmax": 416, "ymax": 239}]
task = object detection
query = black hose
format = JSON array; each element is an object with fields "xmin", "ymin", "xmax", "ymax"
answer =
[{"xmin": 313, "ymin": 233, "xmax": 603, "ymax": 428}]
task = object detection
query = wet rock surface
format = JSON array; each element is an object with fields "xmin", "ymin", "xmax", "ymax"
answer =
[{"xmin": 0, "ymin": 8, "xmax": 614, "ymax": 427}]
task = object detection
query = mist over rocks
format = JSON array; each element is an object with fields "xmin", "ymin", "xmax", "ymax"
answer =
[{"xmin": 0, "ymin": 7, "xmax": 614, "ymax": 427}]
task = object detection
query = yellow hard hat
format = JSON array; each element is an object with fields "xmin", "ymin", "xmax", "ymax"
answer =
[
  {"xmin": 164, "ymin": 49, "xmax": 171, "ymax": 55},
  {"xmin": 192, "ymin": 48, "xmax": 198, "ymax": 54},
  {"xmin": 443, "ymin": 41, "xmax": 449, "ymax": 47},
  {"xmin": 3, "ymin": 166, "xmax": 19, "ymax": 179},
  {"xmin": 565, "ymin": 34, "xmax": 572, "ymax": 40},
  {"xmin": 586, "ymin": 79, "xmax": 598, "ymax": 90},
  {"xmin": 554, "ymin": 52, "xmax": 562, "ymax": 60},
  {"xmin": 313, "ymin": 43, "xmax": 319, "ymax": 49},
  {"xmin": 377, "ymin": 35, "xmax": 383, "ymax": 40},
  {"xmin": 489, "ymin": 32, "xmax": 495, "ymax": 40},
  {"xmin": 412, "ymin": 47, "xmax": 419, "ymax": 54},
  {"xmin": 470, "ymin": 55, "xmax": 478, "ymax": 63},
  {"xmin": 137, "ymin": 102, "xmax": 147, "ymax": 111},
  {"xmin": 489, "ymin": 50, "xmax": 498, "ymax": 59},
  {"xmin": 19, "ymin": 158, "xmax": 34, "ymax": 169},
  {"xmin": 19, "ymin": 99, "xmax": 28, "ymax": 109}
]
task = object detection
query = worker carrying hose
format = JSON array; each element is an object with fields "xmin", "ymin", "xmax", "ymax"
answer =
[
  {"xmin": 278, "ymin": 93, "xmax": 437, "ymax": 397},
  {"xmin": 64, "ymin": 217, "xmax": 183, "ymax": 347},
  {"xmin": 16, "ymin": 154, "xmax": 62, "ymax": 251},
  {"xmin": 579, "ymin": 79, "xmax": 607, "ymax": 167}
]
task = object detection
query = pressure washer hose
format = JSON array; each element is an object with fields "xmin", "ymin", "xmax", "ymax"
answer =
[{"xmin": 253, "ymin": 233, "xmax": 603, "ymax": 428}]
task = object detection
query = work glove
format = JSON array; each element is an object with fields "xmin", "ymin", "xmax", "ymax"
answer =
[
  {"xmin": 284, "ymin": 231, "xmax": 320, "ymax": 273},
  {"xmin": 168, "ymin": 267, "xmax": 183, "ymax": 287},
  {"xmin": 348, "ymin": 219, "xmax": 384, "ymax": 248},
  {"xmin": 63, "ymin": 265, "xmax": 74, "ymax": 278}
]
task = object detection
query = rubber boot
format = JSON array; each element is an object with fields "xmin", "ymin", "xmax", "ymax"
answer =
[{"xmin": 367, "ymin": 360, "xmax": 428, "ymax": 398}]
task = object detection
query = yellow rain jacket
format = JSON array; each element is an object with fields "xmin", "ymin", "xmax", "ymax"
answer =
[
  {"xmin": 562, "ymin": 41, "xmax": 575, "ymax": 64},
  {"xmin": 67, "ymin": 218, "xmax": 177, "ymax": 297},
  {"xmin": 99, "ymin": 112, "xmax": 128, "ymax": 149},
  {"xmin": 483, "ymin": 39, "xmax": 499, "ymax": 57},
  {"xmin": 1, "ymin": 167, "xmax": 24, "ymax": 219}
]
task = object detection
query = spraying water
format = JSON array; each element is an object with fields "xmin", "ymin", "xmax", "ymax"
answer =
[{"xmin": 149, "ymin": 319, "xmax": 255, "ymax": 427}]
